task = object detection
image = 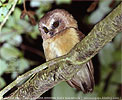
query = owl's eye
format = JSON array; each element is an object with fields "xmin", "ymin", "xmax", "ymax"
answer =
[
  {"xmin": 43, "ymin": 27, "xmax": 49, "ymax": 33},
  {"xmin": 52, "ymin": 21, "xmax": 59, "ymax": 29}
]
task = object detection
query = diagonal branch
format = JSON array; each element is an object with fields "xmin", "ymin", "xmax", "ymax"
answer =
[{"xmin": 1, "ymin": 2, "xmax": 122, "ymax": 100}]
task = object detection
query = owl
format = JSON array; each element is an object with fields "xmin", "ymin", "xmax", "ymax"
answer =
[{"xmin": 38, "ymin": 9, "xmax": 94, "ymax": 93}]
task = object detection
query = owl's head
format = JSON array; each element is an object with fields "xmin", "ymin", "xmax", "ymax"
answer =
[{"xmin": 38, "ymin": 9, "xmax": 78, "ymax": 40}]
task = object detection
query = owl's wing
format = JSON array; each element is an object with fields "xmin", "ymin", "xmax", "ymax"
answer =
[{"xmin": 67, "ymin": 60, "xmax": 94, "ymax": 93}]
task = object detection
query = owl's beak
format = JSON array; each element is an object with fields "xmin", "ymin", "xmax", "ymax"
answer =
[{"xmin": 49, "ymin": 30, "xmax": 54, "ymax": 36}]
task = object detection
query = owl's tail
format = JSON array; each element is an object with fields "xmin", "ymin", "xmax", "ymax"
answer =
[{"xmin": 67, "ymin": 60, "xmax": 95, "ymax": 93}]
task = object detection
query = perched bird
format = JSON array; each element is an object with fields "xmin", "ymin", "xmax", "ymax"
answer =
[{"xmin": 38, "ymin": 9, "xmax": 94, "ymax": 93}]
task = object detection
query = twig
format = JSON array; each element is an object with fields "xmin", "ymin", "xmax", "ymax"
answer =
[
  {"xmin": 0, "ymin": 0, "xmax": 19, "ymax": 32},
  {"xmin": 23, "ymin": 0, "xmax": 27, "ymax": 12}
]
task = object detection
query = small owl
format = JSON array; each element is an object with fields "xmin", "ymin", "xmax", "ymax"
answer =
[{"xmin": 38, "ymin": 9, "xmax": 94, "ymax": 93}]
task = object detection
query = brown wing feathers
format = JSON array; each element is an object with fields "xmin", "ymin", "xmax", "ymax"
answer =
[{"xmin": 67, "ymin": 61, "xmax": 94, "ymax": 93}]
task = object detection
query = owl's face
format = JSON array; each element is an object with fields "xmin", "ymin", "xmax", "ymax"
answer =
[{"xmin": 38, "ymin": 9, "xmax": 78, "ymax": 40}]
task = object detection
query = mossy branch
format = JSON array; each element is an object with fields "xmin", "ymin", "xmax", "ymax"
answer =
[{"xmin": 0, "ymin": 2, "xmax": 122, "ymax": 100}]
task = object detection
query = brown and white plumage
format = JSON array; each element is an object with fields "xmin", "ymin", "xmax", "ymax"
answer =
[{"xmin": 38, "ymin": 9, "xmax": 94, "ymax": 93}]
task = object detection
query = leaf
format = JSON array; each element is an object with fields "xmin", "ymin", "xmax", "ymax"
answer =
[
  {"xmin": 6, "ymin": 16, "xmax": 15, "ymax": 27},
  {"xmin": 110, "ymin": 64, "xmax": 121, "ymax": 84},
  {"xmin": 98, "ymin": 43, "xmax": 115, "ymax": 66},
  {"xmin": 6, "ymin": 3, "xmax": 12, "ymax": 9},
  {"xmin": 56, "ymin": 0, "xmax": 71, "ymax": 5},
  {"xmin": 17, "ymin": 20, "xmax": 32, "ymax": 32},
  {"xmin": 0, "ymin": 6, "xmax": 9, "ymax": 22},
  {"xmin": 0, "ymin": 28, "xmax": 22, "ymax": 46},
  {"xmin": 0, "ymin": 77, "xmax": 6, "ymax": 89},
  {"xmin": 113, "ymin": 33, "xmax": 121, "ymax": 48},
  {"xmin": 30, "ymin": 25, "xmax": 39, "ymax": 39},
  {"xmin": 6, "ymin": 58, "xmax": 18, "ymax": 73},
  {"xmin": 0, "ymin": 6, "xmax": 9, "ymax": 16},
  {"xmin": 17, "ymin": 58, "xmax": 29, "ymax": 73},
  {"xmin": 0, "ymin": 28, "xmax": 14, "ymax": 42},
  {"xmin": 30, "ymin": 0, "xmax": 41, "ymax": 7},
  {"xmin": 52, "ymin": 82, "xmax": 77, "ymax": 99},
  {"xmin": 0, "ymin": 59, "xmax": 8, "ymax": 76},
  {"xmin": 11, "ymin": 72, "xmax": 18, "ymax": 79},
  {"xmin": 0, "ymin": 14, "xmax": 4, "ymax": 22},
  {"xmin": 1, "ymin": 0, "xmax": 6, "ymax": 3},
  {"xmin": 17, "ymin": 0, "xmax": 22, "ymax": 4},
  {"xmin": 94, "ymin": 82, "xmax": 105, "ymax": 94},
  {"xmin": 77, "ymin": 91, "xmax": 97, "ymax": 99},
  {"xmin": 8, "ymin": 34, "xmax": 22, "ymax": 46},
  {"xmin": 113, "ymin": 50, "xmax": 121, "ymax": 62},
  {"xmin": 0, "ymin": 43, "xmax": 22, "ymax": 60},
  {"xmin": 105, "ymin": 84, "xmax": 118, "ymax": 96},
  {"xmin": 13, "ymin": 7, "xmax": 21, "ymax": 21},
  {"xmin": 100, "ymin": 65, "xmax": 112, "ymax": 80},
  {"xmin": 0, "ymin": 2, "xmax": 2, "ymax": 6}
]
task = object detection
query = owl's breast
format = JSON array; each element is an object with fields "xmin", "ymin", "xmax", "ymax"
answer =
[
  {"xmin": 43, "ymin": 28, "xmax": 80, "ymax": 61},
  {"xmin": 43, "ymin": 41, "xmax": 62, "ymax": 61}
]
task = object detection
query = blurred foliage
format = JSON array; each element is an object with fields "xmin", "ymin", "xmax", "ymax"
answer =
[
  {"xmin": 0, "ymin": 0, "xmax": 121, "ymax": 99},
  {"xmin": 0, "ymin": 0, "xmax": 52, "ymax": 89},
  {"xmin": 88, "ymin": 0, "xmax": 120, "ymax": 24}
]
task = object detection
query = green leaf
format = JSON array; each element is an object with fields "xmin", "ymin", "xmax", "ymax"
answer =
[
  {"xmin": 30, "ymin": 0, "xmax": 41, "ymax": 7},
  {"xmin": 17, "ymin": 58, "xmax": 29, "ymax": 73},
  {"xmin": 98, "ymin": 43, "xmax": 115, "ymax": 66},
  {"xmin": 13, "ymin": 7, "xmax": 21, "ymax": 21},
  {"xmin": 1, "ymin": 0, "xmax": 6, "ymax": 3},
  {"xmin": 110, "ymin": 64, "xmax": 121, "ymax": 84},
  {"xmin": 18, "ymin": 20, "xmax": 32, "ymax": 32},
  {"xmin": 11, "ymin": 72, "xmax": 18, "ymax": 79},
  {"xmin": 0, "ymin": 28, "xmax": 22, "ymax": 45},
  {"xmin": 101, "ymin": 65, "xmax": 112, "ymax": 80},
  {"xmin": 77, "ymin": 91, "xmax": 97, "ymax": 99},
  {"xmin": 0, "ymin": 7, "xmax": 9, "ymax": 16},
  {"xmin": 30, "ymin": 25, "xmax": 39, "ymax": 39},
  {"xmin": 6, "ymin": 16, "xmax": 15, "ymax": 27},
  {"xmin": 94, "ymin": 82, "xmax": 105, "ymax": 94},
  {"xmin": 8, "ymin": 34, "xmax": 22, "ymax": 46},
  {"xmin": 6, "ymin": 16, "xmax": 16, "ymax": 28},
  {"xmin": 0, "ymin": 59, "xmax": 8, "ymax": 76},
  {"xmin": 52, "ymin": 82, "xmax": 77, "ymax": 99},
  {"xmin": 56, "ymin": 0, "xmax": 71, "ymax": 5},
  {"xmin": 113, "ymin": 50, "xmax": 121, "ymax": 62},
  {"xmin": 0, "ymin": 77, "xmax": 6, "ymax": 89},
  {"xmin": 8, "ymin": 0, "xmax": 13, "ymax": 3},
  {"xmin": 17, "ymin": 0, "xmax": 22, "ymax": 4},
  {"xmin": 5, "ymin": 58, "xmax": 18, "ymax": 73},
  {"xmin": 113, "ymin": 33, "xmax": 121, "ymax": 48},
  {"xmin": 0, "ymin": 43, "xmax": 22, "ymax": 60},
  {"xmin": 6, "ymin": 3, "xmax": 12, "ymax": 9},
  {"xmin": 105, "ymin": 84, "xmax": 118, "ymax": 96},
  {"xmin": 0, "ymin": 2, "xmax": 2, "ymax": 6},
  {"xmin": 0, "ymin": 14, "xmax": 4, "ymax": 22}
]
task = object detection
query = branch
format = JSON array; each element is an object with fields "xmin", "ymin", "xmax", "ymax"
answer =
[
  {"xmin": 1, "ymin": 2, "xmax": 122, "ymax": 100},
  {"xmin": 0, "ymin": 0, "xmax": 19, "ymax": 32}
]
